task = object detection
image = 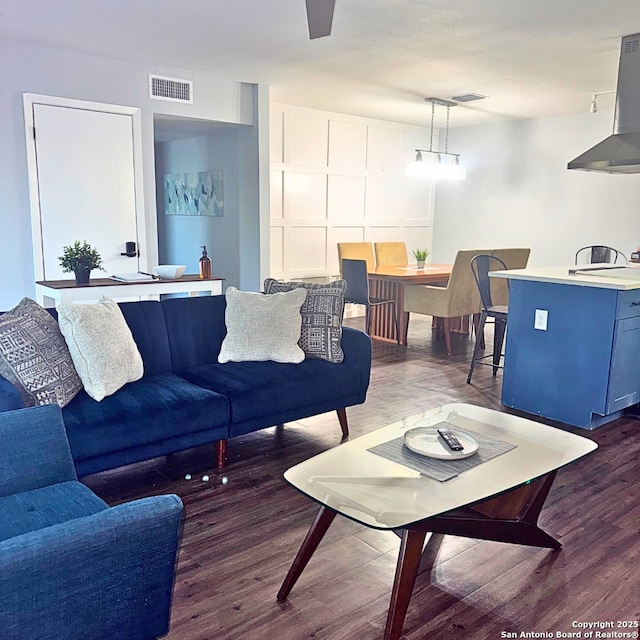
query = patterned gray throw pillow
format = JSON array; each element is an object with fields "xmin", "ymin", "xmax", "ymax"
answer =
[
  {"xmin": 263, "ymin": 279, "xmax": 347, "ymax": 363},
  {"xmin": 0, "ymin": 298, "xmax": 82, "ymax": 408}
]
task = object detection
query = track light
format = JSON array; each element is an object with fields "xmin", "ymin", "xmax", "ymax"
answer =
[{"xmin": 406, "ymin": 98, "xmax": 465, "ymax": 181}]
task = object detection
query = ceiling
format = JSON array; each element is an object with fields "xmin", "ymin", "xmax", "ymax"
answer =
[{"xmin": 3, "ymin": 0, "xmax": 640, "ymax": 128}]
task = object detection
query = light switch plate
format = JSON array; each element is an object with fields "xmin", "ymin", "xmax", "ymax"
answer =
[{"xmin": 534, "ymin": 309, "xmax": 548, "ymax": 331}]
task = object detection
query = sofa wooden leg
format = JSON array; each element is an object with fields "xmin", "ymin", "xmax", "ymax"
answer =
[
  {"xmin": 336, "ymin": 408, "xmax": 349, "ymax": 439},
  {"xmin": 216, "ymin": 439, "xmax": 227, "ymax": 470}
]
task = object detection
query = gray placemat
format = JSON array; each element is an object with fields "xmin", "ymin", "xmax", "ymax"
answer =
[{"xmin": 367, "ymin": 429, "xmax": 516, "ymax": 482}]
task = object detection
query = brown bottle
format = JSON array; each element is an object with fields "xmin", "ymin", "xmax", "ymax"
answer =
[{"xmin": 199, "ymin": 245, "xmax": 212, "ymax": 279}]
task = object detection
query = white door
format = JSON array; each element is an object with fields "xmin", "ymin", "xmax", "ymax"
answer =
[{"xmin": 26, "ymin": 98, "xmax": 144, "ymax": 281}]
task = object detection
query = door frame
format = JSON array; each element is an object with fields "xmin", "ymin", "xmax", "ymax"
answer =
[{"xmin": 23, "ymin": 93, "xmax": 147, "ymax": 281}]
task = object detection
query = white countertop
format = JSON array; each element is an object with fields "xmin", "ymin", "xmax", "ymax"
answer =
[{"xmin": 490, "ymin": 264, "xmax": 640, "ymax": 290}]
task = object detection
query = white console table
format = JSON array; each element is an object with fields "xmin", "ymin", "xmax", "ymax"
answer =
[{"xmin": 35, "ymin": 274, "xmax": 224, "ymax": 308}]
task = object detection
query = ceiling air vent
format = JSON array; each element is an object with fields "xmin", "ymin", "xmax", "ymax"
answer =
[
  {"xmin": 624, "ymin": 38, "xmax": 639, "ymax": 54},
  {"xmin": 450, "ymin": 93, "xmax": 487, "ymax": 103},
  {"xmin": 149, "ymin": 74, "xmax": 193, "ymax": 103}
]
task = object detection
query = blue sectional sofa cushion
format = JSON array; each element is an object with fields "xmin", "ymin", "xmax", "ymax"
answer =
[
  {"xmin": 180, "ymin": 359, "xmax": 362, "ymax": 425},
  {"xmin": 62, "ymin": 373, "xmax": 229, "ymax": 476}
]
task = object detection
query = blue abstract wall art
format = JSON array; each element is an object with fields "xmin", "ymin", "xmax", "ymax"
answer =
[{"xmin": 164, "ymin": 170, "xmax": 223, "ymax": 217}]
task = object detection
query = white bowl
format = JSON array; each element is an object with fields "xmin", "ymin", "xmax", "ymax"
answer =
[{"xmin": 153, "ymin": 265, "xmax": 187, "ymax": 279}]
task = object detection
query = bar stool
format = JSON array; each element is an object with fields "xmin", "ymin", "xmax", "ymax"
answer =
[{"xmin": 467, "ymin": 254, "xmax": 509, "ymax": 384}]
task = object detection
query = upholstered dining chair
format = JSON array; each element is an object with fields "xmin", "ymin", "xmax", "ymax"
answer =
[
  {"xmin": 575, "ymin": 245, "xmax": 624, "ymax": 265},
  {"xmin": 489, "ymin": 247, "xmax": 531, "ymax": 307},
  {"xmin": 374, "ymin": 242, "xmax": 408, "ymax": 267},
  {"xmin": 403, "ymin": 249, "xmax": 490, "ymax": 356},
  {"xmin": 342, "ymin": 258, "xmax": 399, "ymax": 343},
  {"xmin": 467, "ymin": 254, "xmax": 510, "ymax": 384},
  {"xmin": 337, "ymin": 242, "xmax": 375, "ymax": 277}
]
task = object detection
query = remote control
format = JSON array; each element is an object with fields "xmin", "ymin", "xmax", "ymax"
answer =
[{"xmin": 437, "ymin": 428, "xmax": 464, "ymax": 451}]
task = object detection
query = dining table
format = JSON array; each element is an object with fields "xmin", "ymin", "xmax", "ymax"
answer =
[{"xmin": 367, "ymin": 264, "xmax": 453, "ymax": 345}]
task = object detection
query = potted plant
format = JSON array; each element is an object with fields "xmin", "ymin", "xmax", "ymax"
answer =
[
  {"xmin": 58, "ymin": 240, "xmax": 105, "ymax": 285},
  {"xmin": 412, "ymin": 248, "xmax": 430, "ymax": 269}
]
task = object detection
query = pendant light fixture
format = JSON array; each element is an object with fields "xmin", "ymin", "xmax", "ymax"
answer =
[{"xmin": 406, "ymin": 98, "xmax": 466, "ymax": 180}]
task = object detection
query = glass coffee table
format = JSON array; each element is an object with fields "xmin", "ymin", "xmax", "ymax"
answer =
[{"xmin": 276, "ymin": 403, "xmax": 597, "ymax": 640}]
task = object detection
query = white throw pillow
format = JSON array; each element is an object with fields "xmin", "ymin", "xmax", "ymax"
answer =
[
  {"xmin": 57, "ymin": 297, "xmax": 144, "ymax": 401},
  {"xmin": 218, "ymin": 287, "xmax": 307, "ymax": 364}
]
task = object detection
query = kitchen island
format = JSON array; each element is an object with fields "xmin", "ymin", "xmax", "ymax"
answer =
[{"xmin": 491, "ymin": 265, "xmax": 640, "ymax": 429}]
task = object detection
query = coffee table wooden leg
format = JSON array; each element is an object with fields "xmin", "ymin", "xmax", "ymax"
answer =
[
  {"xmin": 277, "ymin": 506, "xmax": 336, "ymax": 602},
  {"xmin": 384, "ymin": 529, "xmax": 427, "ymax": 640}
]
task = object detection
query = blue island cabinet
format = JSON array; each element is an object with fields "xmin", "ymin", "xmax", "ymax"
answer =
[{"xmin": 502, "ymin": 278, "xmax": 640, "ymax": 429}]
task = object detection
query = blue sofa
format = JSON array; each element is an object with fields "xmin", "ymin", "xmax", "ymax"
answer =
[
  {"xmin": 0, "ymin": 295, "xmax": 372, "ymax": 477},
  {"xmin": 0, "ymin": 404, "xmax": 183, "ymax": 640}
]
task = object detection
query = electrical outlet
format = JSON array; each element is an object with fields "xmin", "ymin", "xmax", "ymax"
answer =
[{"xmin": 534, "ymin": 309, "xmax": 548, "ymax": 331}]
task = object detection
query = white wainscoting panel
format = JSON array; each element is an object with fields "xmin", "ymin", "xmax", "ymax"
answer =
[
  {"xmin": 400, "ymin": 179, "xmax": 435, "ymax": 221},
  {"xmin": 270, "ymin": 170, "xmax": 283, "ymax": 219},
  {"xmin": 283, "ymin": 112, "xmax": 328, "ymax": 166},
  {"xmin": 288, "ymin": 226, "xmax": 327, "ymax": 274},
  {"xmin": 367, "ymin": 126, "xmax": 402, "ymax": 174},
  {"xmin": 402, "ymin": 226, "xmax": 432, "ymax": 251},
  {"xmin": 368, "ymin": 226, "xmax": 400, "ymax": 243},
  {"xmin": 270, "ymin": 110, "xmax": 283, "ymax": 162},
  {"xmin": 328, "ymin": 120, "xmax": 367, "ymax": 171},
  {"xmin": 270, "ymin": 103, "xmax": 435, "ymax": 283},
  {"xmin": 327, "ymin": 175, "xmax": 366, "ymax": 220},
  {"xmin": 365, "ymin": 177, "xmax": 399, "ymax": 220},
  {"xmin": 284, "ymin": 172, "xmax": 327, "ymax": 219}
]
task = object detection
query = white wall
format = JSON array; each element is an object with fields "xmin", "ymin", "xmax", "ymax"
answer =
[
  {"xmin": 0, "ymin": 37, "xmax": 259, "ymax": 309},
  {"xmin": 269, "ymin": 103, "xmax": 436, "ymax": 281},
  {"xmin": 433, "ymin": 109, "xmax": 640, "ymax": 265}
]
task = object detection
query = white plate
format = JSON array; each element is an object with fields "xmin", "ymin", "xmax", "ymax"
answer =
[{"xmin": 403, "ymin": 426, "xmax": 479, "ymax": 460}]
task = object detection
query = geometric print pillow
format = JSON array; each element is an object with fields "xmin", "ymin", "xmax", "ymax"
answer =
[
  {"xmin": 263, "ymin": 279, "xmax": 347, "ymax": 363},
  {"xmin": 0, "ymin": 297, "xmax": 82, "ymax": 408}
]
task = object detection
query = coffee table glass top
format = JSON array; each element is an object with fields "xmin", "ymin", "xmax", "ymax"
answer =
[{"xmin": 284, "ymin": 403, "xmax": 597, "ymax": 530}]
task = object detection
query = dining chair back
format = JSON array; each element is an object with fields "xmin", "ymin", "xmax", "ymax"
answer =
[
  {"xmin": 337, "ymin": 242, "xmax": 375, "ymax": 277},
  {"xmin": 467, "ymin": 254, "xmax": 509, "ymax": 384},
  {"xmin": 374, "ymin": 242, "xmax": 408, "ymax": 267},
  {"xmin": 341, "ymin": 258, "xmax": 399, "ymax": 343},
  {"xmin": 575, "ymin": 245, "xmax": 622, "ymax": 265},
  {"xmin": 490, "ymin": 247, "xmax": 531, "ymax": 306},
  {"xmin": 404, "ymin": 249, "xmax": 490, "ymax": 355}
]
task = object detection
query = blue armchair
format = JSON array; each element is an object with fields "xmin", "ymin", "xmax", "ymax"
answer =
[{"xmin": 0, "ymin": 405, "xmax": 184, "ymax": 640}]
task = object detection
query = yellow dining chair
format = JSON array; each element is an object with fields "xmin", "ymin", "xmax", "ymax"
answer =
[
  {"xmin": 403, "ymin": 249, "xmax": 491, "ymax": 355},
  {"xmin": 374, "ymin": 242, "xmax": 408, "ymax": 267},
  {"xmin": 337, "ymin": 242, "xmax": 375, "ymax": 277}
]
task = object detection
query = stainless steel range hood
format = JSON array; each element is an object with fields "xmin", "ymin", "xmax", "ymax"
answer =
[{"xmin": 568, "ymin": 33, "xmax": 640, "ymax": 174}]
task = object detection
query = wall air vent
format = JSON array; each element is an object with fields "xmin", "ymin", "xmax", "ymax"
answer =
[
  {"xmin": 450, "ymin": 93, "xmax": 487, "ymax": 103},
  {"xmin": 149, "ymin": 75, "xmax": 193, "ymax": 103},
  {"xmin": 624, "ymin": 38, "xmax": 639, "ymax": 54}
]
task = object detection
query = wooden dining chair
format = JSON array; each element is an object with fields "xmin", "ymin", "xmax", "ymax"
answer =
[
  {"xmin": 341, "ymin": 258, "xmax": 399, "ymax": 343},
  {"xmin": 337, "ymin": 242, "xmax": 375, "ymax": 277},
  {"xmin": 374, "ymin": 242, "xmax": 408, "ymax": 267},
  {"xmin": 403, "ymin": 249, "xmax": 490, "ymax": 356}
]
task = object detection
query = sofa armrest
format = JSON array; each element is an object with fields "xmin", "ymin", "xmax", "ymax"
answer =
[
  {"xmin": 0, "ymin": 375, "xmax": 23, "ymax": 413},
  {"xmin": 341, "ymin": 326, "xmax": 372, "ymax": 403},
  {"xmin": 0, "ymin": 494, "xmax": 184, "ymax": 640},
  {"xmin": 0, "ymin": 405, "xmax": 77, "ymax": 497}
]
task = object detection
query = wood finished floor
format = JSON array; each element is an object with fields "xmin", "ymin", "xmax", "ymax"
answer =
[{"xmin": 83, "ymin": 316, "xmax": 640, "ymax": 640}]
